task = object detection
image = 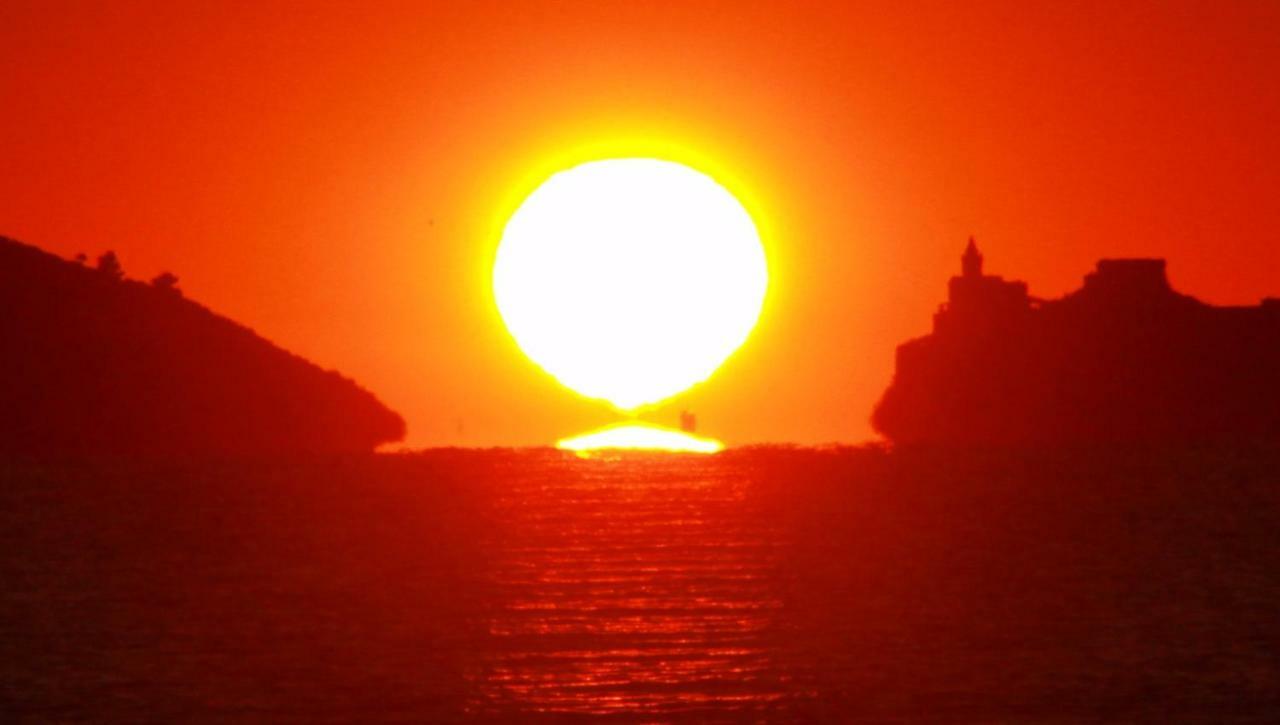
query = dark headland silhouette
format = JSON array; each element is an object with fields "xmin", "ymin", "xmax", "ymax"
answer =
[
  {"xmin": 875, "ymin": 239, "xmax": 1280, "ymax": 446},
  {"xmin": 0, "ymin": 237, "xmax": 404, "ymax": 457}
]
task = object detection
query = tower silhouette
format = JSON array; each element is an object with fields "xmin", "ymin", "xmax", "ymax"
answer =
[{"xmin": 962, "ymin": 237, "xmax": 983, "ymax": 278}]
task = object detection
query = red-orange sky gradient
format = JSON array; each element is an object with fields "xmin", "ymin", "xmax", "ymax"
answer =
[{"xmin": 2, "ymin": 1, "xmax": 1278, "ymax": 447}]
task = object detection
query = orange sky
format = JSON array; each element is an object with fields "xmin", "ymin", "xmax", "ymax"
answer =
[{"xmin": 2, "ymin": 1, "xmax": 1278, "ymax": 447}]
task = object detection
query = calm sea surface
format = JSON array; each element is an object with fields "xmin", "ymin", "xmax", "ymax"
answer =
[{"xmin": 2, "ymin": 448, "xmax": 1279, "ymax": 722}]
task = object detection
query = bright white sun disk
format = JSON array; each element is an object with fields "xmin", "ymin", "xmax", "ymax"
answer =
[{"xmin": 493, "ymin": 158, "xmax": 767, "ymax": 411}]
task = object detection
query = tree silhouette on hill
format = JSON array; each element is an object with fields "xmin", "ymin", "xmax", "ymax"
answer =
[
  {"xmin": 96, "ymin": 250, "xmax": 123, "ymax": 279},
  {"xmin": 151, "ymin": 271, "xmax": 180, "ymax": 295}
]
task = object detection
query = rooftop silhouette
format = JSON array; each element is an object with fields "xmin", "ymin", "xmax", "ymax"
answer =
[
  {"xmin": 0, "ymin": 237, "xmax": 405, "ymax": 458},
  {"xmin": 874, "ymin": 240, "xmax": 1280, "ymax": 446}
]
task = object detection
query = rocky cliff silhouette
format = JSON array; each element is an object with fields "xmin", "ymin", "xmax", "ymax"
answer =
[
  {"xmin": 874, "ymin": 239, "xmax": 1280, "ymax": 446},
  {"xmin": 0, "ymin": 237, "xmax": 405, "ymax": 457}
]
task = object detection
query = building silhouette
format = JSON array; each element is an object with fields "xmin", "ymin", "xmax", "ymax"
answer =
[
  {"xmin": 936, "ymin": 237, "xmax": 1032, "ymax": 337},
  {"xmin": 873, "ymin": 240, "xmax": 1280, "ymax": 446}
]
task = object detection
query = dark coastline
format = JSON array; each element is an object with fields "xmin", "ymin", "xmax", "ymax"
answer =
[
  {"xmin": 0, "ymin": 237, "xmax": 404, "ymax": 458},
  {"xmin": 875, "ymin": 245, "xmax": 1280, "ymax": 447}
]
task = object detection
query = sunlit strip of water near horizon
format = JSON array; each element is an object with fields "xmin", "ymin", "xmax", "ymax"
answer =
[{"xmin": 556, "ymin": 421, "xmax": 724, "ymax": 454}]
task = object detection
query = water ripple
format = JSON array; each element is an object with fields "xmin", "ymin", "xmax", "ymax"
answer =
[{"xmin": 467, "ymin": 455, "xmax": 806, "ymax": 718}]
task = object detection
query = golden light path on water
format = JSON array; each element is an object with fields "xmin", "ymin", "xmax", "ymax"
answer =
[
  {"xmin": 557, "ymin": 422, "xmax": 723, "ymax": 454},
  {"xmin": 469, "ymin": 453, "xmax": 805, "ymax": 718}
]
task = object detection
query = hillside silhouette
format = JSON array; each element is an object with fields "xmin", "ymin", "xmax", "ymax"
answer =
[
  {"xmin": 0, "ymin": 237, "xmax": 405, "ymax": 457},
  {"xmin": 874, "ymin": 239, "xmax": 1280, "ymax": 446}
]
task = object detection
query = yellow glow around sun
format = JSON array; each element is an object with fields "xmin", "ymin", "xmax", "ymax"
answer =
[
  {"xmin": 493, "ymin": 158, "xmax": 767, "ymax": 411},
  {"xmin": 558, "ymin": 422, "xmax": 723, "ymax": 454}
]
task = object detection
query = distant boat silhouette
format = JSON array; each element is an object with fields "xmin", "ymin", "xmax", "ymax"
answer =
[
  {"xmin": 0, "ymin": 237, "xmax": 405, "ymax": 458},
  {"xmin": 873, "ymin": 239, "xmax": 1280, "ymax": 446},
  {"xmin": 680, "ymin": 410, "xmax": 697, "ymax": 433}
]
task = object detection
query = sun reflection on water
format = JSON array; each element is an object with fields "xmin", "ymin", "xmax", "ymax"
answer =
[
  {"xmin": 557, "ymin": 422, "xmax": 724, "ymax": 454},
  {"xmin": 467, "ymin": 455, "xmax": 806, "ymax": 718}
]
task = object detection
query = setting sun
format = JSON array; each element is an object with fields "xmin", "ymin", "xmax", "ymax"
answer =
[{"xmin": 493, "ymin": 158, "xmax": 768, "ymax": 412}]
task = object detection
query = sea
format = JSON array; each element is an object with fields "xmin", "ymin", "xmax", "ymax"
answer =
[{"xmin": 1, "ymin": 447, "xmax": 1278, "ymax": 722}]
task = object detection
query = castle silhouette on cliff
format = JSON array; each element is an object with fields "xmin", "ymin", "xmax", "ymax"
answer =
[{"xmin": 874, "ymin": 239, "xmax": 1280, "ymax": 446}]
